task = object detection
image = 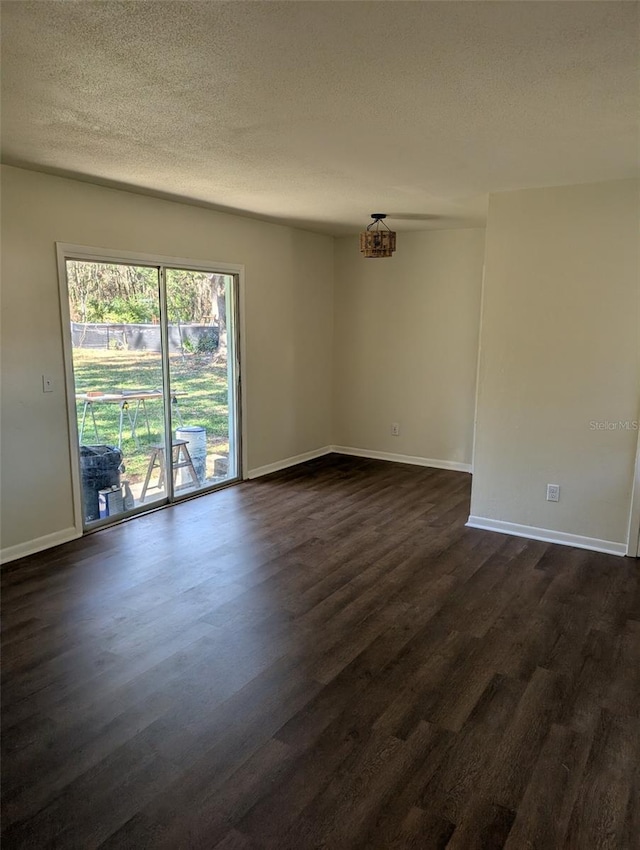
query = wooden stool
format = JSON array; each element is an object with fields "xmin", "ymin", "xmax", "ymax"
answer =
[{"xmin": 140, "ymin": 440, "xmax": 200, "ymax": 502}]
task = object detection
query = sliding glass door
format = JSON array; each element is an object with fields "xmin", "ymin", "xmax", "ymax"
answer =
[
  {"xmin": 165, "ymin": 269, "xmax": 238, "ymax": 493},
  {"xmin": 63, "ymin": 253, "xmax": 240, "ymax": 530}
]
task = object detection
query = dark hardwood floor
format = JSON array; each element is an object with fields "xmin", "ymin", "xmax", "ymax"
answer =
[{"xmin": 2, "ymin": 454, "xmax": 639, "ymax": 849}]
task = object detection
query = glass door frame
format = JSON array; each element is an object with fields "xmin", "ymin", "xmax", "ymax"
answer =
[
  {"xmin": 56, "ymin": 243, "xmax": 246, "ymax": 535},
  {"xmin": 629, "ymin": 427, "xmax": 640, "ymax": 557}
]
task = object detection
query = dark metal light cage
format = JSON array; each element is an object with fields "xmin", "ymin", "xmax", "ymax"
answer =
[{"xmin": 359, "ymin": 214, "xmax": 397, "ymax": 258}]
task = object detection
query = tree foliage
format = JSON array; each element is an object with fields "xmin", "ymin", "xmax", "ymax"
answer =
[
  {"xmin": 67, "ymin": 261, "xmax": 224, "ymax": 327},
  {"xmin": 166, "ymin": 269, "xmax": 214, "ymax": 324},
  {"xmin": 67, "ymin": 261, "xmax": 159, "ymax": 323}
]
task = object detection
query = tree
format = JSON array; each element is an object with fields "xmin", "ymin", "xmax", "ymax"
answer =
[
  {"xmin": 67, "ymin": 261, "xmax": 158, "ymax": 323},
  {"xmin": 210, "ymin": 274, "xmax": 227, "ymax": 360}
]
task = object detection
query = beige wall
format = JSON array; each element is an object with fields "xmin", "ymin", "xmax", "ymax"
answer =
[
  {"xmin": 0, "ymin": 166, "xmax": 334, "ymax": 555},
  {"xmin": 471, "ymin": 179, "xmax": 640, "ymax": 547},
  {"xmin": 333, "ymin": 229, "xmax": 485, "ymax": 467},
  {"xmin": 3, "ymin": 165, "xmax": 637, "ymax": 560}
]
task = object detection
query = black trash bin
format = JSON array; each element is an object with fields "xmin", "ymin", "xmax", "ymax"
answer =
[{"xmin": 80, "ymin": 445, "xmax": 123, "ymax": 523}]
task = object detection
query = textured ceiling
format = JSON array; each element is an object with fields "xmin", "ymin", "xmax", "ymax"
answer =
[{"xmin": 1, "ymin": 1, "xmax": 638, "ymax": 235}]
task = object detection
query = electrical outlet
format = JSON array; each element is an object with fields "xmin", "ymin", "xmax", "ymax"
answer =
[
  {"xmin": 42, "ymin": 375, "xmax": 54, "ymax": 393},
  {"xmin": 391, "ymin": 422, "xmax": 400, "ymax": 436},
  {"xmin": 546, "ymin": 484, "xmax": 560, "ymax": 502}
]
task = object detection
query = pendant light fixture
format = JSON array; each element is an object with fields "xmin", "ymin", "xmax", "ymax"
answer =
[{"xmin": 359, "ymin": 213, "xmax": 396, "ymax": 258}]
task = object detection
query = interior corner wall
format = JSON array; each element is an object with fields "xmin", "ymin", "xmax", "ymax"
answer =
[
  {"xmin": 0, "ymin": 165, "xmax": 334, "ymax": 557},
  {"xmin": 470, "ymin": 179, "xmax": 640, "ymax": 548},
  {"xmin": 332, "ymin": 228, "xmax": 485, "ymax": 467}
]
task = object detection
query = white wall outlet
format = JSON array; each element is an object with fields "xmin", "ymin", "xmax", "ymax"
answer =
[
  {"xmin": 391, "ymin": 422, "xmax": 400, "ymax": 436},
  {"xmin": 546, "ymin": 484, "xmax": 560, "ymax": 502},
  {"xmin": 42, "ymin": 375, "xmax": 54, "ymax": 393}
]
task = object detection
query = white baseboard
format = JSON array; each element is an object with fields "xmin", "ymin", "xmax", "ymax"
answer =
[
  {"xmin": 331, "ymin": 445, "xmax": 472, "ymax": 474},
  {"xmin": 247, "ymin": 444, "xmax": 471, "ymax": 480},
  {"xmin": 1, "ymin": 526, "xmax": 81, "ymax": 566},
  {"xmin": 466, "ymin": 515, "xmax": 627, "ymax": 557},
  {"xmin": 246, "ymin": 446, "xmax": 333, "ymax": 479}
]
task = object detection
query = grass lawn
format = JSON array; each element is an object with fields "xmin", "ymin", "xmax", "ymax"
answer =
[{"xmin": 73, "ymin": 349, "xmax": 230, "ymax": 483}]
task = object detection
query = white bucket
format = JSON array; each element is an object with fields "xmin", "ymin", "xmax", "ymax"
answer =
[{"xmin": 175, "ymin": 426, "xmax": 207, "ymax": 485}]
